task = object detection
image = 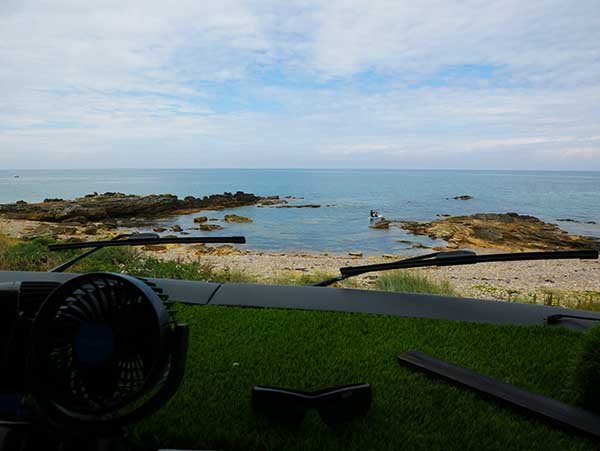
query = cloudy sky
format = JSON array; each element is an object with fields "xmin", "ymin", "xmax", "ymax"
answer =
[{"xmin": 1, "ymin": 0, "xmax": 599, "ymax": 169}]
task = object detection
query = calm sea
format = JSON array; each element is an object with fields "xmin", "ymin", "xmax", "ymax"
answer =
[{"xmin": 0, "ymin": 169, "xmax": 599, "ymax": 255}]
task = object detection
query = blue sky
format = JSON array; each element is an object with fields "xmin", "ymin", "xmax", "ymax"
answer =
[{"xmin": 1, "ymin": 0, "xmax": 599, "ymax": 169}]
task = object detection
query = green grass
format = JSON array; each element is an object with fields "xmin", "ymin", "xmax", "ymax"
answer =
[
  {"xmin": 130, "ymin": 305, "xmax": 594, "ymax": 450},
  {"xmin": 0, "ymin": 235, "xmax": 254, "ymax": 283},
  {"xmin": 2, "ymin": 234, "xmax": 599, "ymax": 449},
  {"xmin": 376, "ymin": 270, "xmax": 456, "ymax": 296},
  {"xmin": 0, "ymin": 234, "xmax": 353, "ymax": 287},
  {"xmin": 573, "ymin": 325, "xmax": 600, "ymax": 412}
]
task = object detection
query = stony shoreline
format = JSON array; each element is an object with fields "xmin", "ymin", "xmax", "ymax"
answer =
[
  {"xmin": 151, "ymin": 242, "xmax": 600, "ymax": 293},
  {"xmin": 3, "ymin": 215, "xmax": 597, "ymax": 308},
  {"xmin": 1, "ymin": 192, "xmax": 599, "ymax": 309}
]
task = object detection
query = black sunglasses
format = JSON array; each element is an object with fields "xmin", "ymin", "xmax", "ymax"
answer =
[{"xmin": 252, "ymin": 383, "xmax": 372, "ymax": 426}]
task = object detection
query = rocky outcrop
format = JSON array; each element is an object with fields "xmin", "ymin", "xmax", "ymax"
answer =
[
  {"xmin": 224, "ymin": 214, "xmax": 252, "ymax": 223},
  {"xmin": 193, "ymin": 216, "xmax": 208, "ymax": 223},
  {"xmin": 557, "ymin": 218, "xmax": 598, "ymax": 225},
  {"xmin": 257, "ymin": 195, "xmax": 306, "ymax": 207},
  {"xmin": 0, "ymin": 191, "xmax": 264, "ymax": 223},
  {"xmin": 369, "ymin": 219, "xmax": 391, "ymax": 229},
  {"xmin": 453, "ymin": 195, "xmax": 473, "ymax": 200},
  {"xmin": 274, "ymin": 204, "xmax": 321, "ymax": 209},
  {"xmin": 199, "ymin": 224, "xmax": 224, "ymax": 231},
  {"xmin": 399, "ymin": 213, "xmax": 600, "ymax": 251},
  {"xmin": 193, "ymin": 244, "xmax": 245, "ymax": 256},
  {"xmin": 258, "ymin": 196, "xmax": 288, "ymax": 206}
]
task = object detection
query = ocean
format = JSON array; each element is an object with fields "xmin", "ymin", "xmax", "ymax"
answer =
[{"xmin": 1, "ymin": 169, "xmax": 599, "ymax": 255}]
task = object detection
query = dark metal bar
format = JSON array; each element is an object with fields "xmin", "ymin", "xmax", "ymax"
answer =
[
  {"xmin": 49, "ymin": 233, "xmax": 132, "ymax": 273},
  {"xmin": 398, "ymin": 350, "xmax": 600, "ymax": 439},
  {"xmin": 48, "ymin": 236, "xmax": 246, "ymax": 251},
  {"xmin": 545, "ymin": 314, "xmax": 600, "ymax": 325},
  {"xmin": 341, "ymin": 250, "xmax": 598, "ymax": 277},
  {"xmin": 49, "ymin": 247, "xmax": 103, "ymax": 273}
]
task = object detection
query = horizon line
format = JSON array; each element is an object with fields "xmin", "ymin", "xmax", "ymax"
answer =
[{"xmin": 2, "ymin": 167, "xmax": 600, "ymax": 173}]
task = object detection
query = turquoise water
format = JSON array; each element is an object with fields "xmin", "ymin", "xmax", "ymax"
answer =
[{"xmin": 1, "ymin": 169, "xmax": 599, "ymax": 254}]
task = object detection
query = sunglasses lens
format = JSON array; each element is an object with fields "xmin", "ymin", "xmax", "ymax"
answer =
[
  {"xmin": 318, "ymin": 385, "xmax": 372, "ymax": 426},
  {"xmin": 252, "ymin": 387, "xmax": 307, "ymax": 425}
]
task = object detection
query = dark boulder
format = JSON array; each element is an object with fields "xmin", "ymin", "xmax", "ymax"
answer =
[{"xmin": 199, "ymin": 224, "xmax": 224, "ymax": 231}]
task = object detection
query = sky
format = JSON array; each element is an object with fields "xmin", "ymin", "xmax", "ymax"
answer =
[{"xmin": 1, "ymin": 0, "xmax": 599, "ymax": 170}]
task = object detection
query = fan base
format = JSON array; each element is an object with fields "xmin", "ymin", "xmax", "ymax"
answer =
[{"xmin": 0, "ymin": 421, "xmax": 131, "ymax": 451}]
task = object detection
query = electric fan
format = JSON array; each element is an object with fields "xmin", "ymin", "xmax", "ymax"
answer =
[{"xmin": 1, "ymin": 272, "xmax": 188, "ymax": 451}]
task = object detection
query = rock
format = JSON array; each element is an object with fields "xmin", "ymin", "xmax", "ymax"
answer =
[
  {"xmin": 224, "ymin": 214, "xmax": 252, "ymax": 223},
  {"xmin": 209, "ymin": 218, "xmax": 219, "ymax": 221},
  {"xmin": 52, "ymin": 226, "xmax": 78, "ymax": 236},
  {"xmin": 436, "ymin": 214, "xmax": 452, "ymax": 218},
  {"xmin": 369, "ymin": 219, "xmax": 391, "ymax": 229},
  {"xmin": 383, "ymin": 254, "xmax": 396, "ymax": 259},
  {"xmin": 153, "ymin": 227, "xmax": 167, "ymax": 233},
  {"xmin": 349, "ymin": 252, "xmax": 363, "ymax": 257},
  {"xmin": 259, "ymin": 198, "xmax": 288, "ymax": 206},
  {"xmin": 586, "ymin": 221, "xmax": 598, "ymax": 225},
  {"xmin": 557, "ymin": 218, "xmax": 580, "ymax": 223},
  {"xmin": 62, "ymin": 216, "xmax": 88, "ymax": 224},
  {"xmin": 399, "ymin": 213, "xmax": 600, "ymax": 251},
  {"xmin": 453, "ymin": 195, "xmax": 473, "ymax": 200},
  {"xmin": 199, "ymin": 224, "xmax": 224, "ymax": 231},
  {"xmin": 0, "ymin": 191, "xmax": 267, "ymax": 222},
  {"xmin": 43, "ymin": 198, "xmax": 63, "ymax": 203},
  {"xmin": 142, "ymin": 245, "xmax": 168, "ymax": 252},
  {"xmin": 83, "ymin": 226, "xmax": 98, "ymax": 235},
  {"xmin": 194, "ymin": 216, "xmax": 208, "ymax": 223},
  {"xmin": 274, "ymin": 204, "xmax": 321, "ymax": 209},
  {"xmin": 171, "ymin": 225, "xmax": 183, "ymax": 232},
  {"xmin": 411, "ymin": 243, "xmax": 431, "ymax": 249},
  {"xmin": 209, "ymin": 245, "xmax": 244, "ymax": 256}
]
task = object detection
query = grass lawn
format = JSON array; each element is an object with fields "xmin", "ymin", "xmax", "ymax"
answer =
[
  {"xmin": 2, "ymin": 234, "xmax": 598, "ymax": 449},
  {"xmin": 376, "ymin": 269, "xmax": 456, "ymax": 296},
  {"xmin": 131, "ymin": 305, "xmax": 596, "ymax": 451}
]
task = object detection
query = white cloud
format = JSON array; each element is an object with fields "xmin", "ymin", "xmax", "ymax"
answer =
[{"xmin": 0, "ymin": 1, "xmax": 599, "ymax": 169}]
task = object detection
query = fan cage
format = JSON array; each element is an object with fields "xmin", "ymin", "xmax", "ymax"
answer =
[{"xmin": 30, "ymin": 273, "xmax": 172, "ymax": 421}]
